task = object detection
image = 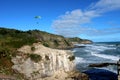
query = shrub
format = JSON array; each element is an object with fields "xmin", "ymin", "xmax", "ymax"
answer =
[
  {"xmin": 45, "ymin": 55, "xmax": 50, "ymax": 60},
  {"xmin": 0, "ymin": 47, "xmax": 11, "ymax": 59},
  {"xmin": 54, "ymin": 40, "xmax": 59, "ymax": 46},
  {"xmin": 64, "ymin": 40, "xmax": 71, "ymax": 46},
  {"xmin": 29, "ymin": 54, "xmax": 42, "ymax": 62},
  {"xmin": 31, "ymin": 46, "xmax": 35, "ymax": 51},
  {"xmin": 43, "ymin": 42, "xmax": 49, "ymax": 47},
  {"xmin": 68, "ymin": 55, "xmax": 75, "ymax": 61}
]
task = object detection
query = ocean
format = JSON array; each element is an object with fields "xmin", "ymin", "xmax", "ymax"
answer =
[{"xmin": 72, "ymin": 42, "xmax": 120, "ymax": 73}]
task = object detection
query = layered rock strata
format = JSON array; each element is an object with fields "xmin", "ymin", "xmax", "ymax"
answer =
[{"xmin": 12, "ymin": 43, "xmax": 76, "ymax": 80}]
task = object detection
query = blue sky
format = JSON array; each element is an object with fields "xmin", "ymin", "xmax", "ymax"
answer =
[{"xmin": 0, "ymin": 0, "xmax": 120, "ymax": 42}]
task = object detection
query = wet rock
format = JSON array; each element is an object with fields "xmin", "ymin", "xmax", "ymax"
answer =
[
  {"xmin": 68, "ymin": 71, "xmax": 89, "ymax": 80},
  {"xmin": 89, "ymin": 63, "xmax": 117, "ymax": 67},
  {"xmin": 84, "ymin": 69, "xmax": 117, "ymax": 80}
]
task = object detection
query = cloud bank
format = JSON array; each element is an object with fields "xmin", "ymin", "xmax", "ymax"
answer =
[{"xmin": 52, "ymin": 0, "xmax": 120, "ymax": 37}]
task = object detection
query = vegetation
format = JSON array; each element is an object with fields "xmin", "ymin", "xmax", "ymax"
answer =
[
  {"xmin": 53, "ymin": 40, "xmax": 59, "ymax": 46},
  {"xmin": 29, "ymin": 54, "xmax": 42, "ymax": 62},
  {"xmin": 68, "ymin": 55, "xmax": 75, "ymax": 61},
  {"xmin": 0, "ymin": 27, "xmax": 91, "ymax": 49},
  {"xmin": 64, "ymin": 39, "xmax": 71, "ymax": 46},
  {"xmin": 0, "ymin": 27, "xmax": 90, "ymax": 77},
  {"xmin": 0, "ymin": 28, "xmax": 36, "ymax": 48},
  {"xmin": 31, "ymin": 71, "xmax": 40, "ymax": 77},
  {"xmin": 0, "ymin": 46, "xmax": 15, "ymax": 75},
  {"xmin": 31, "ymin": 46, "xmax": 35, "ymax": 51},
  {"xmin": 43, "ymin": 42, "xmax": 49, "ymax": 47},
  {"xmin": 45, "ymin": 55, "xmax": 50, "ymax": 60},
  {"xmin": 67, "ymin": 37, "xmax": 83, "ymax": 43}
]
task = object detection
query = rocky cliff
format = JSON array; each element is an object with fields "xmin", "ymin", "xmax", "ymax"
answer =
[
  {"xmin": 0, "ymin": 27, "xmax": 89, "ymax": 80},
  {"xmin": 11, "ymin": 43, "xmax": 88, "ymax": 80},
  {"xmin": 12, "ymin": 43, "xmax": 74, "ymax": 80}
]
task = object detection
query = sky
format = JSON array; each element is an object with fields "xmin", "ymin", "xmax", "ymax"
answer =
[{"xmin": 0, "ymin": 0, "xmax": 120, "ymax": 42}]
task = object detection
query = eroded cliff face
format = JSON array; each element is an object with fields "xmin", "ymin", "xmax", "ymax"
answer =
[{"xmin": 12, "ymin": 43, "xmax": 75, "ymax": 80}]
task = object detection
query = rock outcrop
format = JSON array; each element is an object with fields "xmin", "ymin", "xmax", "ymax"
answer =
[
  {"xmin": 11, "ymin": 43, "xmax": 88, "ymax": 80},
  {"xmin": 68, "ymin": 70, "xmax": 89, "ymax": 80},
  {"xmin": 12, "ymin": 43, "xmax": 76, "ymax": 80},
  {"xmin": 89, "ymin": 63, "xmax": 117, "ymax": 67}
]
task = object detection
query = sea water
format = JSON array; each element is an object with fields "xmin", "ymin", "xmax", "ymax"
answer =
[{"xmin": 72, "ymin": 42, "xmax": 120, "ymax": 73}]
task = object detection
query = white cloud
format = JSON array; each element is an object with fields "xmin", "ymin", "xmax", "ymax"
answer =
[
  {"xmin": 52, "ymin": 0, "xmax": 120, "ymax": 37},
  {"xmin": 91, "ymin": 0, "xmax": 120, "ymax": 13},
  {"xmin": 52, "ymin": 9, "xmax": 100, "ymax": 37}
]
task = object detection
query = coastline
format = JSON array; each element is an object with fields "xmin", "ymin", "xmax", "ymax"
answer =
[{"xmin": 11, "ymin": 43, "xmax": 89, "ymax": 80}]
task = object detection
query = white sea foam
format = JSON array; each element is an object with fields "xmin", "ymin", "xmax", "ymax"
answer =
[
  {"xmin": 95, "ymin": 46, "xmax": 114, "ymax": 50},
  {"xmin": 72, "ymin": 50, "xmax": 77, "ymax": 53},
  {"xmin": 73, "ymin": 43, "xmax": 120, "ymax": 73},
  {"xmin": 75, "ymin": 57, "xmax": 86, "ymax": 64},
  {"xmin": 99, "ymin": 66, "xmax": 117, "ymax": 73},
  {"xmin": 85, "ymin": 44, "xmax": 116, "ymax": 54},
  {"xmin": 74, "ymin": 44, "xmax": 86, "ymax": 46},
  {"xmin": 91, "ymin": 52, "xmax": 119, "ymax": 61}
]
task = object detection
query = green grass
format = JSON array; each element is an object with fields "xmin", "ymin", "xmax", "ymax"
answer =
[
  {"xmin": 29, "ymin": 54, "xmax": 42, "ymax": 62},
  {"xmin": 42, "ymin": 42, "xmax": 49, "ymax": 47}
]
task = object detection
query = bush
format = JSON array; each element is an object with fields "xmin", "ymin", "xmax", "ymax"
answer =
[
  {"xmin": 43, "ymin": 42, "xmax": 49, "ymax": 47},
  {"xmin": 29, "ymin": 54, "xmax": 42, "ymax": 62},
  {"xmin": 64, "ymin": 40, "xmax": 71, "ymax": 46},
  {"xmin": 45, "ymin": 55, "xmax": 50, "ymax": 60},
  {"xmin": 54, "ymin": 40, "xmax": 59, "ymax": 46},
  {"xmin": 31, "ymin": 46, "xmax": 35, "ymax": 51},
  {"xmin": 0, "ymin": 47, "xmax": 11, "ymax": 59},
  {"xmin": 68, "ymin": 55, "xmax": 75, "ymax": 61}
]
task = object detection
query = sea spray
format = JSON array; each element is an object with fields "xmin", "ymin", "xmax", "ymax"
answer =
[{"xmin": 72, "ymin": 42, "xmax": 120, "ymax": 73}]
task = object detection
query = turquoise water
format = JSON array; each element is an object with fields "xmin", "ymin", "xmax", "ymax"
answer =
[{"xmin": 72, "ymin": 42, "xmax": 120, "ymax": 73}]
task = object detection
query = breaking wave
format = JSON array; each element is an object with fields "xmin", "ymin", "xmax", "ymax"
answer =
[{"xmin": 91, "ymin": 52, "xmax": 119, "ymax": 61}]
